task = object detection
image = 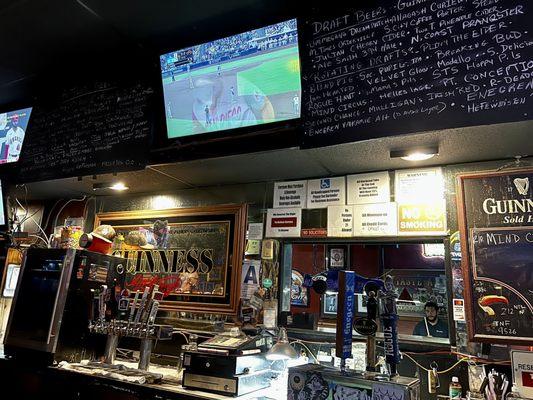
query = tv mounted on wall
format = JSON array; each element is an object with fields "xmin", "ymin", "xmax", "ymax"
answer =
[
  {"xmin": 160, "ymin": 19, "xmax": 301, "ymax": 139},
  {"xmin": 0, "ymin": 107, "xmax": 32, "ymax": 164}
]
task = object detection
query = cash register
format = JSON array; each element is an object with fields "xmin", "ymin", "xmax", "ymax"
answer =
[{"xmin": 181, "ymin": 328, "xmax": 275, "ymax": 397}]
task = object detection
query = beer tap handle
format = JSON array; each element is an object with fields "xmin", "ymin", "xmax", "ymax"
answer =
[
  {"xmin": 147, "ymin": 301, "xmax": 159, "ymax": 327},
  {"xmin": 129, "ymin": 290, "xmax": 141, "ymax": 323},
  {"xmin": 98, "ymin": 285, "xmax": 108, "ymax": 322},
  {"xmin": 118, "ymin": 289, "xmax": 130, "ymax": 321},
  {"xmin": 366, "ymin": 291, "xmax": 378, "ymax": 321},
  {"xmin": 134, "ymin": 287, "xmax": 150, "ymax": 324}
]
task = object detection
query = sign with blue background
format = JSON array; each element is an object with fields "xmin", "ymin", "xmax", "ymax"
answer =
[{"xmin": 336, "ymin": 271, "xmax": 355, "ymax": 359}]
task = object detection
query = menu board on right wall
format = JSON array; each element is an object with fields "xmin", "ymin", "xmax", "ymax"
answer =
[
  {"xmin": 301, "ymin": 0, "xmax": 533, "ymax": 148},
  {"xmin": 457, "ymin": 168, "xmax": 533, "ymax": 344}
]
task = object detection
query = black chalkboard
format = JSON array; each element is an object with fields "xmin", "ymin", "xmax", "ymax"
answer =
[
  {"xmin": 301, "ymin": 0, "xmax": 533, "ymax": 148},
  {"xmin": 17, "ymin": 81, "xmax": 153, "ymax": 182},
  {"xmin": 457, "ymin": 168, "xmax": 533, "ymax": 344},
  {"xmin": 471, "ymin": 227, "xmax": 532, "ymax": 340}
]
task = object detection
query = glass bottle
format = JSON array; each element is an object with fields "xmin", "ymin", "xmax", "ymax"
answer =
[{"xmin": 450, "ymin": 376, "xmax": 462, "ymax": 399}]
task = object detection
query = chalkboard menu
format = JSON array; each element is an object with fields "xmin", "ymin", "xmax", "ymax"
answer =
[
  {"xmin": 17, "ymin": 81, "xmax": 153, "ymax": 182},
  {"xmin": 301, "ymin": 0, "xmax": 533, "ymax": 147},
  {"xmin": 457, "ymin": 168, "xmax": 533, "ymax": 344}
]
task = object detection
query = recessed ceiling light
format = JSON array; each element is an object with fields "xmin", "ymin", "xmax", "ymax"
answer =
[
  {"xmin": 110, "ymin": 182, "xmax": 129, "ymax": 191},
  {"xmin": 390, "ymin": 146, "xmax": 439, "ymax": 162},
  {"xmin": 93, "ymin": 182, "xmax": 129, "ymax": 191},
  {"xmin": 400, "ymin": 152, "xmax": 436, "ymax": 161}
]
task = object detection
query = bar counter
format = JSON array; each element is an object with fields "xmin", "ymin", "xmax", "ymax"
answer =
[{"xmin": 0, "ymin": 349, "xmax": 278, "ymax": 400}]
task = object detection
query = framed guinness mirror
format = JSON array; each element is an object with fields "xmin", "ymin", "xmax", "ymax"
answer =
[{"xmin": 94, "ymin": 204, "xmax": 247, "ymax": 315}]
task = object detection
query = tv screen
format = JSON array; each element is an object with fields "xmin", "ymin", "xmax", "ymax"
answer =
[
  {"xmin": 160, "ymin": 19, "xmax": 301, "ymax": 139},
  {"xmin": 0, "ymin": 180, "xmax": 5, "ymax": 226},
  {"xmin": 0, "ymin": 107, "xmax": 32, "ymax": 164}
]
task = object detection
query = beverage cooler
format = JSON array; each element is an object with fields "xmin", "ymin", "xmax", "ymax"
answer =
[
  {"xmin": 4, "ymin": 248, "xmax": 126, "ymax": 364},
  {"xmin": 288, "ymin": 364, "xmax": 420, "ymax": 400}
]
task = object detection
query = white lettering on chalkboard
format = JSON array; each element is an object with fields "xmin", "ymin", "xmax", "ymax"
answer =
[
  {"xmin": 18, "ymin": 82, "xmax": 152, "ymax": 181},
  {"xmin": 303, "ymin": 0, "xmax": 533, "ymax": 146}
]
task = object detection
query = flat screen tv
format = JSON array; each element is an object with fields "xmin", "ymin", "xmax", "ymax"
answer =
[
  {"xmin": 0, "ymin": 107, "xmax": 32, "ymax": 164},
  {"xmin": 0, "ymin": 179, "xmax": 5, "ymax": 227},
  {"xmin": 160, "ymin": 19, "xmax": 301, "ymax": 139}
]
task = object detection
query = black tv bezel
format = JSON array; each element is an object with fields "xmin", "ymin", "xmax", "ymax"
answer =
[
  {"xmin": 0, "ymin": 103, "xmax": 33, "ymax": 233},
  {"xmin": 0, "ymin": 105, "xmax": 33, "ymax": 167},
  {"xmin": 0, "ymin": 178, "xmax": 9, "ymax": 232},
  {"xmin": 155, "ymin": 17, "xmax": 303, "ymax": 151}
]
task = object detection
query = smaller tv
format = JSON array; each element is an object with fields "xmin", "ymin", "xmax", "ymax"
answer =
[
  {"xmin": 0, "ymin": 107, "xmax": 32, "ymax": 164},
  {"xmin": 3, "ymin": 264, "xmax": 20, "ymax": 298},
  {"xmin": 0, "ymin": 179, "xmax": 5, "ymax": 227},
  {"xmin": 160, "ymin": 19, "xmax": 301, "ymax": 139}
]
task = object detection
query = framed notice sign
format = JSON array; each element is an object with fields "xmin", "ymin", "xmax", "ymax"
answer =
[
  {"xmin": 322, "ymin": 292, "xmax": 338, "ymax": 318},
  {"xmin": 457, "ymin": 168, "xmax": 533, "ymax": 344},
  {"xmin": 266, "ymin": 208, "xmax": 301, "ymax": 237},
  {"xmin": 94, "ymin": 204, "xmax": 247, "ymax": 315},
  {"xmin": 327, "ymin": 205, "xmax": 353, "ymax": 237},
  {"xmin": 397, "ymin": 201, "xmax": 447, "ymax": 236},
  {"xmin": 395, "ymin": 167, "xmax": 444, "ymax": 203},
  {"xmin": 273, "ymin": 180, "xmax": 307, "ymax": 208},
  {"xmin": 353, "ymin": 202, "xmax": 397, "ymax": 236},
  {"xmin": 347, "ymin": 171, "xmax": 390, "ymax": 205},
  {"xmin": 512, "ymin": 350, "xmax": 533, "ymax": 398},
  {"xmin": 307, "ymin": 177, "xmax": 346, "ymax": 209}
]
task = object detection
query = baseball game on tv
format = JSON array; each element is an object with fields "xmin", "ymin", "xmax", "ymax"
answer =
[{"xmin": 160, "ymin": 19, "xmax": 301, "ymax": 139}]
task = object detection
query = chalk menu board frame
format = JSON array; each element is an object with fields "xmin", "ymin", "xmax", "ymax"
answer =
[
  {"xmin": 152, "ymin": 17, "xmax": 304, "ymax": 159},
  {"xmin": 15, "ymin": 79, "xmax": 154, "ymax": 183},
  {"xmin": 300, "ymin": 0, "xmax": 533, "ymax": 149},
  {"xmin": 456, "ymin": 167, "xmax": 533, "ymax": 345}
]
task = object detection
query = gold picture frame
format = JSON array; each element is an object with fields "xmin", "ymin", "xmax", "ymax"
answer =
[{"xmin": 94, "ymin": 204, "xmax": 247, "ymax": 315}]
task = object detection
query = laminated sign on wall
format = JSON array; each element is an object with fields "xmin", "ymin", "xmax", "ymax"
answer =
[
  {"xmin": 395, "ymin": 167, "xmax": 444, "ymax": 203},
  {"xmin": 273, "ymin": 180, "xmax": 307, "ymax": 208},
  {"xmin": 327, "ymin": 206, "xmax": 354, "ymax": 237},
  {"xmin": 353, "ymin": 203, "xmax": 398, "ymax": 236},
  {"xmin": 512, "ymin": 350, "xmax": 533, "ymax": 398},
  {"xmin": 265, "ymin": 208, "xmax": 301, "ymax": 237},
  {"xmin": 241, "ymin": 260, "xmax": 260, "ymax": 300},
  {"xmin": 397, "ymin": 201, "xmax": 447, "ymax": 236},
  {"xmin": 247, "ymin": 223, "xmax": 264, "ymax": 240},
  {"xmin": 307, "ymin": 177, "xmax": 346, "ymax": 209},
  {"xmin": 347, "ymin": 171, "xmax": 390, "ymax": 205}
]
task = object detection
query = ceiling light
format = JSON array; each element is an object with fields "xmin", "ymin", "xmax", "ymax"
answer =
[
  {"xmin": 110, "ymin": 182, "xmax": 128, "ymax": 191},
  {"xmin": 401, "ymin": 152, "xmax": 435, "ymax": 161},
  {"xmin": 93, "ymin": 182, "xmax": 129, "ymax": 191},
  {"xmin": 390, "ymin": 146, "xmax": 439, "ymax": 162}
]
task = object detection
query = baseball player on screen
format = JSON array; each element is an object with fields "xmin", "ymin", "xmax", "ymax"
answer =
[{"xmin": 5, "ymin": 114, "xmax": 25, "ymax": 162}]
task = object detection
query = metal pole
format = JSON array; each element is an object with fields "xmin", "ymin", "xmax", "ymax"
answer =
[
  {"xmin": 138, "ymin": 338, "xmax": 153, "ymax": 371},
  {"xmin": 104, "ymin": 334, "xmax": 118, "ymax": 364}
]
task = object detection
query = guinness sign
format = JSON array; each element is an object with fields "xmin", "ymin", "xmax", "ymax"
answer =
[
  {"xmin": 118, "ymin": 249, "xmax": 215, "ymax": 274},
  {"xmin": 482, "ymin": 198, "xmax": 533, "ymax": 215},
  {"xmin": 478, "ymin": 174, "xmax": 533, "ymax": 225},
  {"xmin": 457, "ymin": 168, "xmax": 533, "ymax": 345},
  {"xmin": 93, "ymin": 204, "xmax": 248, "ymax": 316}
]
